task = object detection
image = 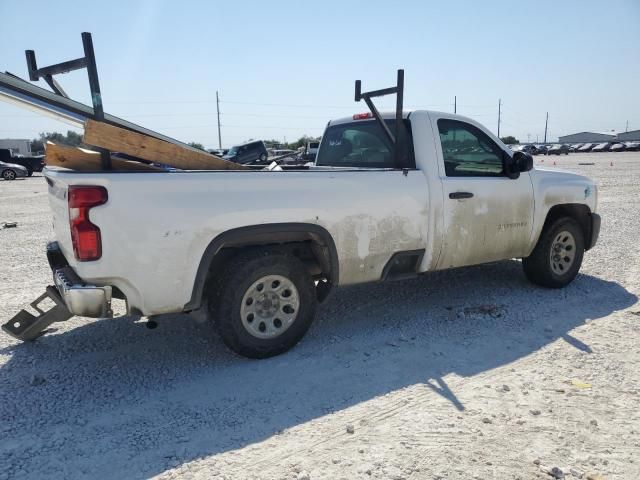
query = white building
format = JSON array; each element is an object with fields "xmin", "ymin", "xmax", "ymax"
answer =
[
  {"xmin": 0, "ymin": 139, "xmax": 31, "ymax": 156},
  {"xmin": 557, "ymin": 132, "xmax": 616, "ymax": 143},
  {"xmin": 617, "ymin": 130, "xmax": 640, "ymax": 142}
]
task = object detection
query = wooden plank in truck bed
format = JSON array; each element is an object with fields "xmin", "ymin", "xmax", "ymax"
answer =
[
  {"xmin": 83, "ymin": 119, "xmax": 247, "ymax": 171},
  {"xmin": 45, "ymin": 142, "xmax": 163, "ymax": 172}
]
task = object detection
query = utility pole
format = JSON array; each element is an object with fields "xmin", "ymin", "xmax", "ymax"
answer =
[
  {"xmin": 497, "ymin": 99, "xmax": 501, "ymax": 138},
  {"xmin": 626, "ymin": 120, "xmax": 629, "ymax": 132},
  {"xmin": 454, "ymin": 96, "xmax": 457, "ymax": 114},
  {"xmin": 544, "ymin": 112, "xmax": 548, "ymax": 144},
  {"xmin": 216, "ymin": 91, "xmax": 222, "ymax": 149}
]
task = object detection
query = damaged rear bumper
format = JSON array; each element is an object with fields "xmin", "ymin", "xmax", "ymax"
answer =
[
  {"xmin": 2, "ymin": 242, "xmax": 112, "ymax": 341},
  {"xmin": 47, "ymin": 241, "xmax": 113, "ymax": 318}
]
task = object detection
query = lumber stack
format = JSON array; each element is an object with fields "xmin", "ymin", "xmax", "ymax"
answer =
[{"xmin": 45, "ymin": 120, "xmax": 248, "ymax": 172}]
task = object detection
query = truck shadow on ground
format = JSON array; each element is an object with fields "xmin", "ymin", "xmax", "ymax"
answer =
[{"xmin": 0, "ymin": 260, "xmax": 636, "ymax": 479}]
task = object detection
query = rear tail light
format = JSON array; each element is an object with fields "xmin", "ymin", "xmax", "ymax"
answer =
[{"xmin": 68, "ymin": 186, "xmax": 108, "ymax": 261}]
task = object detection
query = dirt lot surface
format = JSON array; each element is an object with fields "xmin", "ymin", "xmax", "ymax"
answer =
[{"xmin": 1, "ymin": 152, "xmax": 639, "ymax": 480}]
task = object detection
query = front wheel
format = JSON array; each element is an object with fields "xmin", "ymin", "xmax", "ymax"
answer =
[
  {"xmin": 259, "ymin": 153, "xmax": 268, "ymax": 163},
  {"xmin": 522, "ymin": 217, "xmax": 585, "ymax": 288},
  {"xmin": 208, "ymin": 250, "xmax": 317, "ymax": 358}
]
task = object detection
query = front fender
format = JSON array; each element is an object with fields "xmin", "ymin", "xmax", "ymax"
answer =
[{"xmin": 528, "ymin": 168, "xmax": 598, "ymax": 253}]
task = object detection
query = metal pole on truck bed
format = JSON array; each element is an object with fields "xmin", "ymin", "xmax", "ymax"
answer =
[{"xmin": 81, "ymin": 32, "xmax": 111, "ymax": 170}]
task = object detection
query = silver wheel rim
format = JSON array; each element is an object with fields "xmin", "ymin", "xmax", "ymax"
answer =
[
  {"xmin": 240, "ymin": 274, "xmax": 300, "ymax": 339},
  {"xmin": 3, "ymin": 170, "xmax": 15, "ymax": 180},
  {"xmin": 550, "ymin": 230, "xmax": 576, "ymax": 275}
]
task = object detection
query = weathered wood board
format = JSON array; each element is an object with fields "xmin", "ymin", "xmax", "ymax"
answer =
[
  {"xmin": 83, "ymin": 119, "xmax": 247, "ymax": 171},
  {"xmin": 45, "ymin": 142, "xmax": 163, "ymax": 172}
]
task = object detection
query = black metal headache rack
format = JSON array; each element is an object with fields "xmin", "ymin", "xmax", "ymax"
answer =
[
  {"xmin": 354, "ymin": 69, "xmax": 411, "ymax": 169},
  {"xmin": 0, "ymin": 32, "xmax": 206, "ymax": 170},
  {"xmin": 25, "ymin": 32, "xmax": 112, "ymax": 170}
]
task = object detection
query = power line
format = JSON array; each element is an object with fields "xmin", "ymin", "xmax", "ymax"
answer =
[{"xmin": 104, "ymin": 98, "xmax": 454, "ymax": 109}]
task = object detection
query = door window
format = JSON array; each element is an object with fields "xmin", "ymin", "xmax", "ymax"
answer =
[{"xmin": 437, "ymin": 119, "xmax": 505, "ymax": 177}]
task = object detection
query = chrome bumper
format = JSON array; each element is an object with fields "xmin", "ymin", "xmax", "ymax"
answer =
[
  {"xmin": 46, "ymin": 242, "xmax": 112, "ymax": 318},
  {"xmin": 53, "ymin": 267, "xmax": 112, "ymax": 317}
]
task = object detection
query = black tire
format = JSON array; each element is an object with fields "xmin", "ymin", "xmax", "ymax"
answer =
[
  {"xmin": 2, "ymin": 169, "xmax": 16, "ymax": 181},
  {"xmin": 522, "ymin": 217, "xmax": 584, "ymax": 288},
  {"xmin": 27, "ymin": 169, "xmax": 34, "ymax": 177},
  {"xmin": 208, "ymin": 249, "xmax": 317, "ymax": 358},
  {"xmin": 259, "ymin": 153, "xmax": 267, "ymax": 163}
]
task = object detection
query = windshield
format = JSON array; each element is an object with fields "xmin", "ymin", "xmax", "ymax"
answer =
[{"xmin": 226, "ymin": 146, "xmax": 239, "ymax": 156}]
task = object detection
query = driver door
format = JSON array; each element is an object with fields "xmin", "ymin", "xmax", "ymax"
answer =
[{"xmin": 434, "ymin": 118, "xmax": 534, "ymax": 269}]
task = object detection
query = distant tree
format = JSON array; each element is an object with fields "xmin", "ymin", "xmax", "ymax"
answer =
[
  {"xmin": 285, "ymin": 135, "xmax": 322, "ymax": 151},
  {"xmin": 188, "ymin": 142, "xmax": 205, "ymax": 150},
  {"xmin": 500, "ymin": 136, "xmax": 519, "ymax": 145},
  {"xmin": 31, "ymin": 130, "xmax": 84, "ymax": 153}
]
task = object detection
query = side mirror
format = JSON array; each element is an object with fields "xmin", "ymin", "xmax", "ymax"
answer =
[
  {"xmin": 503, "ymin": 151, "xmax": 520, "ymax": 179},
  {"xmin": 514, "ymin": 151, "xmax": 533, "ymax": 172}
]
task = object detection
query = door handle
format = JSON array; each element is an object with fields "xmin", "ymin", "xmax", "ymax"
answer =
[{"xmin": 449, "ymin": 191, "xmax": 474, "ymax": 199}]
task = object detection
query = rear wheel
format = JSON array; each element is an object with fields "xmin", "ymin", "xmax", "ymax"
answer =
[
  {"xmin": 2, "ymin": 169, "xmax": 16, "ymax": 180},
  {"xmin": 522, "ymin": 217, "xmax": 584, "ymax": 288},
  {"xmin": 259, "ymin": 153, "xmax": 268, "ymax": 163},
  {"xmin": 208, "ymin": 250, "xmax": 317, "ymax": 358}
]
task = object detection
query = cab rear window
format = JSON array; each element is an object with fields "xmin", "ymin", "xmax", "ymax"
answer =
[{"xmin": 316, "ymin": 119, "xmax": 414, "ymax": 168}]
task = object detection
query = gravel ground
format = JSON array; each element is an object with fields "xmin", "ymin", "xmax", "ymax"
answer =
[{"xmin": 1, "ymin": 152, "xmax": 639, "ymax": 480}]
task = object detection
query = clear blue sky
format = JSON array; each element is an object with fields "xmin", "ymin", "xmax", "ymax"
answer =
[{"xmin": 1, "ymin": 0, "xmax": 638, "ymax": 147}]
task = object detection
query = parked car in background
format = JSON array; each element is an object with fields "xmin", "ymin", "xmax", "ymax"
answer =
[
  {"xmin": 0, "ymin": 160, "xmax": 28, "ymax": 180},
  {"xmin": 223, "ymin": 140, "xmax": 269, "ymax": 165},
  {"xmin": 578, "ymin": 143, "xmax": 596, "ymax": 152},
  {"xmin": 592, "ymin": 143, "xmax": 613, "ymax": 152},
  {"xmin": 547, "ymin": 144, "xmax": 570, "ymax": 155},
  {"xmin": 569, "ymin": 143, "xmax": 583, "ymax": 152},
  {"xmin": 0, "ymin": 148, "xmax": 44, "ymax": 176},
  {"xmin": 610, "ymin": 143, "xmax": 626, "ymax": 152},
  {"xmin": 304, "ymin": 141, "xmax": 320, "ymax": 161},
  {"xmin": 535, "ymin": 145, "xmax": 549, "ymax": 155},
  {"xmin": 625, "ymin": 142, "xmax": 640, "ymax": 151},
  {"xmin": 208, "ymin": 148, "xmax": 229, "ymax": 157},
  {"xmin": 521, "ymin": 145, "xmax": 537, "ymax": 155}
]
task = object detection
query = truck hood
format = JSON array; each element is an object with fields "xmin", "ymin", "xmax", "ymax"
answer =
[{"xmin": 531, "ymin": 166, "xmax": 594, "ymax": 185}]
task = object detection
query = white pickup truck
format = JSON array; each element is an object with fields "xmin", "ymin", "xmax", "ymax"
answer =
[{"xmin": 4, "ymin": 107, "xmax": 600, "ymax": 358}]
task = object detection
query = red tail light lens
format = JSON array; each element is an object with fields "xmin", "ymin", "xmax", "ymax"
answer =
[{"xmin": 68, "ymin": 186, "xmax": 108, "ymax": 261}]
